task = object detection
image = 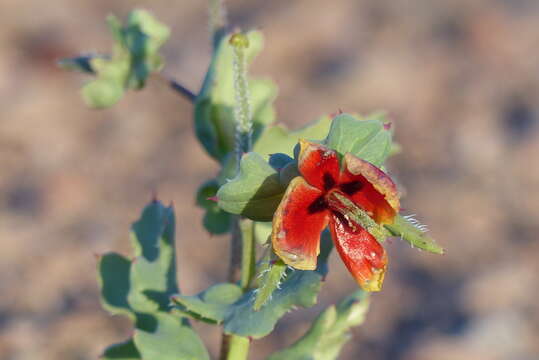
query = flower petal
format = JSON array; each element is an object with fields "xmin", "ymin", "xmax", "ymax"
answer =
[
  {"xmin": 330, "ymin": 212, "xmax": 387, "ymax": 292},
  {"xmin": 297, "ymin": 140, "xmax": 341, "ymax": 191},
  {"xmin": 339, "ymin": 153, "xmax": 399, "ymax": 224},
  {"xmin": 272, "ymin": 176, "xmax": 329, "ymax": 270}
]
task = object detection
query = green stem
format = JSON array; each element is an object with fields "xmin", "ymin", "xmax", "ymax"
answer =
[
  {"xmin": 226, "ymin": 335, "xmax": 250, "ymax": 360},
  {"xmin": 240, "ymin": 219, "xmax": 256, "ymax": 290},
  {"xmin": 230, "ymin": 32, "xmax": 252, "ymax": 172}
]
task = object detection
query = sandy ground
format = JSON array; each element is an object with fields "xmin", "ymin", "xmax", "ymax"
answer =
[{"xmin": 1, "ymin": 1, "xmax": 538, "ymax": 359}]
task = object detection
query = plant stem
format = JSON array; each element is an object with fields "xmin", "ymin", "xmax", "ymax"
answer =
[
  {"xmin": 220, "ymin": 31, "xmax": 254, "ymax": 360},
  {"xmin": 240, "ymin": 219, "xmax": 256, "ymax": 290},
  {"xmin": 169, "ymin": 78, "xmax": 197, "ymax": 102}
]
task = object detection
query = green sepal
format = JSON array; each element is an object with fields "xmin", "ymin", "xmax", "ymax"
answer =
[
  {"xmin": 385, "ymin": 215, "xmax": 444, "ymax": 254},
  {"xmin": 171, "ymin": 283, "xmax": 243, "ymax": 324},
  {"xmin": 324, "ymin": 113, "xmax": 392, "ymax": 166},
  {"xmin": 101, "ymin": 339, "xmax": 141, "ymax": 360},
  {"xmin": 267, "ymin": 290, "xmax": 370, "ymax": 360},
  {"xmin": 133, "ymin": 312, "xmax": 209, "ymax": 360},
  {"xmin": 217, "ymin": 152, "xmax": 287, "ymax": 221},
  {"xmin": 62, "ymin": 9, "xmax": 170, "ymax": 108},
  {"xmin": 327, "ymin": 192, "xmax": 390, "ymax": 243},
  {"xmin": 253, "ymin": 257, "xmax": 287, "ymax": 311},
  {"xmin": 194, "ymin": 31, "xmax": 277, "ymax": 162},
  {"xmin": 196, "ymin": 179, "xmax": 232, "ymax": 234}
]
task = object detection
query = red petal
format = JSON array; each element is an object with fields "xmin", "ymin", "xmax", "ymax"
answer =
[
  {"xmin": 297, "ymin": 140, "xmax": 341, "ymax": 191},
  {"xmin": 330, "ymin": 212, "xmax": 387, "ymax": 291},
  {"xmin": 272, "ymin": 176, "xmax": 329, "ymax": 270},
  {"xmin": 339, "ymin": 153, "xmax": 400, "ymax": 224}
]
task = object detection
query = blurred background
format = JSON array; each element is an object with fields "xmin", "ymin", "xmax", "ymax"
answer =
[{"xmin": 1, "ymin": 0, "xmax": 538, "ymax": 359}]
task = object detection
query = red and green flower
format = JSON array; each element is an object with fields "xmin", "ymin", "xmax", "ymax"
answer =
[{"xmin": 271, "ymin": 140, "xmax": 400, "ymax": 291}]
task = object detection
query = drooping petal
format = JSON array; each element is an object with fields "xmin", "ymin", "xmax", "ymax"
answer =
[
  {"xmin": 272, "ymin": 176, "xmax": 330, "ymax": 270},
  {"xmin": 339, "ymin": 153, "xmax": 399, "ymax": 224},
  {"xmin": 297, "ymin": 140, "xmax": 341, "ymax": 191},
  {"xmin": 329, "ymin": 212, "xmax": 387, "ymax": 292}
]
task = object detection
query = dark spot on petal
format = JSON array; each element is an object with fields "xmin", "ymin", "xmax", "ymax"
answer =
[
  {"xmin": 307, "ymin": 195, "xmax": 327, "ymax": 214},
  {"xmin": 323, "ymin": 173, "xmax": 336, "ymax": 191},
  {"xmin": 340, "ymin": 181, "xmax": 363, "ymax": 195}
]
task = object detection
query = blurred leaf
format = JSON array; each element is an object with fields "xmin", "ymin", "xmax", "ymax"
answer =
[
  {"xmin": 253, "ymin": 221, "xmax": 272, "ymax": 245},
  {"xmin": 217, "ymin": 152, "xmax": 287, "ymax": 221},
  {"xmin": 134, "ymin": 313, "xmax": 209, "ymax": 360},
  {"xmin": 196, "ymin": 179, "xmax": 232, "ymax": 234},
  {"xmin": 61, "ymin": 9, "xmax": 170, "ymax": 108},
  {"xmin": 254, "ymin": 115, "xmax": 332, "ymax": 159},
  {"xmin": 101, "ymin": 339, "xmax": 140, "ymax": 360},
  {"xmin": 57, "ymin": 54, "xmax": 106, "ymax": 73},
  {"xmin": 128, "ymin": 200, "xmax": 178, "ymax": 312},
  {"xmin": 267, "ymin": 290, "xmax": 370, "ymax": 360},
  {"xmin": 385, "ymin": 215, "xmax": 444, "ymax": 254},
  {"xmin": 195, "ymin": 31, "xmax": 277, "ymax": 162},
  {"xmin": 98, "ymin": 252, "xmax": 135, "ymax": 321},
  {"xmin": 324, "ymin": 113, "xmax": 392, "ymax": 166},
  {"xmin": 171, "ymin": 283, "xmax": 243, "ymax": 324}
]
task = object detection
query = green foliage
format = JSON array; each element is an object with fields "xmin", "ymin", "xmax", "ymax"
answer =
[
  {"xmin": 194, "ymin": 31, "xmax": 277, "ymax": 162},
  {"xmin": 254, "ymin": 115, "xmax": 332, "ymax": 159},
  {"xmin": 101, "ymin": 339, "xmax": 140, "ymax": 360},
  {"xmin": 97, "ymin": 200, "xmax": 209, "ymax": 360},
  {"xmin": 217, "ymin": 113, "xmax": 395, "ymax": 221},
  {"xmin": 172, "ymin": 267, "xmax": 324, "ymax": 339},
  {"xmin": 196, "ymin": 179, "xmax": 232, "ymax": 234},
  {"xmin": 385, "ymin": 215, "xmax": 444, "ymax": 254},
  {"xmin": 324, "ymin": 113, "xmax": 392, "ymax": 166},
  {"xmin": 217, "ymin": 152, "xmax": 287, "ymax": 221},
  {"xmin": 61, "ymin": 9, "xmax": 170, "ymax": 108},
  {"xmin": 172, "ymin": 283, "xmax": 243, "ymax": 324},
  {"xmin": 267, "ymin": 290, "xmax": 370, "ymax": 360}
]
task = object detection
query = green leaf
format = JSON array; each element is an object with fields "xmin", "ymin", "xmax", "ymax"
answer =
[
  {"xmin": 223, "ymin": 269, "xmax": 323, "ymax": 338},
  {"xmin": 97, "ymin": 200, "xmax": 209, "ymax": 359},
  {"xmin": 324, "ymin": 113, "xmax": 392, "ymax": 166},
  {"xmin": 267, "ymin": 290, "xmax": 370, "ymax": 360},
  {"xmin": 64, "ymin": 9, "xmax": 170, "ymax": 108},
  {"xmin": 134, "ymin": 313, "xmax": 209, "ymax": 360},
  {"xmin": 98, "ymin": 252, "xmax": 135, "ymax": 320},
  {"xmin": 196, "ymin": 179, "xmax": 232, "ymax": 234},
  {"xmin": 217, "ymin": 152, "xmax": 287, "ymax": 221},
  {"xmin": 101, "ymin": 339, "xmax": 141, "ymax": 360},
  {"xmin": 385, "ymin": 215, "xmax": 444, "ymax": 254},
  {"xmin": 254, "ymin": 115, "xmax": 332, "ymax": 160},
  {"xmin": 171, "ymin": 283, "xmax": 243, "ymax": 324},
  {"xmin": 194, "ymin": 31, "xmax": 277, "ymax": 162},
  {"xmin": 128, "ymin": 200, "xmax": 178, "ymax": 312},
  {"xmin": 57, "ymin": 54, "xmax": 104, "ymax": 74}
]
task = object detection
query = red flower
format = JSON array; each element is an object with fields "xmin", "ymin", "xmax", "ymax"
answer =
[{"xmin": 271, "ymin": 140, "xmax": 400, "ymax": 291}]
